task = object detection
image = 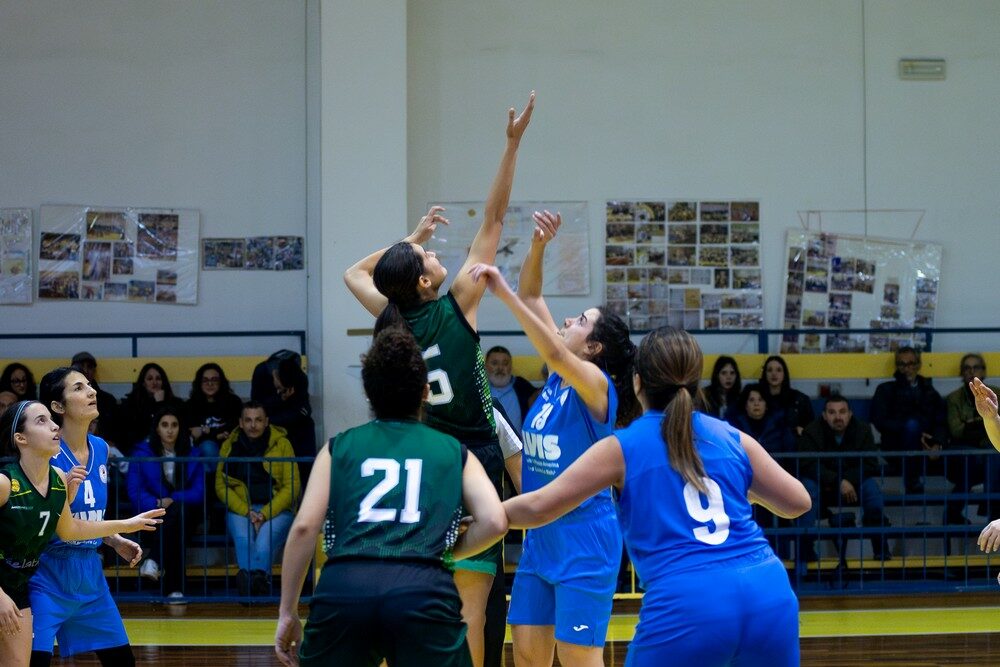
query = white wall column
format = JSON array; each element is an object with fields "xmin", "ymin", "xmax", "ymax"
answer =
[{"xmin": 319, "ymin": 1, "xmax": 408, "ymax": 435}]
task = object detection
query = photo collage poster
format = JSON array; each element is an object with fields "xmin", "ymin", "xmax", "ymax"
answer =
[
  {"xmin": 780, "ymin": 230, "xmax": 943, "ymax": 353},
  {"xmin": 38, "ymin": 205, "xmax": 200, "ymax": 304},
  {"xmin": 604, "ymin": 200, "xmax": 763, "ymax": 331},
  {"xmin": 0, "ymin": 208, "xmax": 33, "ymax": 304},
  {"xmin": 426, "ymin": 201, "xmax": 589, "ymax": 295},
  {"xmin": 201, "ymin": 236, "xmax": 304, "ymax": 271}
]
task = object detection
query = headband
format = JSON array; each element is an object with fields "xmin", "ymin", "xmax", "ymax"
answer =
[{"xmin": 9, "ymin": 400, "xmax": 35, "ymax": 442}]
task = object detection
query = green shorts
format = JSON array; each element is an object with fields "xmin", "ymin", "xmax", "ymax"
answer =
[
  {"xmin": 302, "ymin": 560, "xmax": 471, "ymax": 667},
  {"xmin": 454, "ymin": 439, "xmax": 505, "ymax": 576}
]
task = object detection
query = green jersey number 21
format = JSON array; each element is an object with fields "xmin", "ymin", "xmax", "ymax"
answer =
[{"xmin": 358, "ymin": 458, "xmax": 423, "ymax": 524}]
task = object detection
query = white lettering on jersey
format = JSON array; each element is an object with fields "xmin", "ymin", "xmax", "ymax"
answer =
[{"xmin": 522, "ymin": 433, "xmax": 561, "ymax": 461}]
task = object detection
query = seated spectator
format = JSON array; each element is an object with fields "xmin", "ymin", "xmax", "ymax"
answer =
[
  {"xmin": 485, "ymin": 345, "xmax": 536, "ymax": 430},
  {"xmin": 251, "ymin": 349, "xmax": 302, "ymax": 406},
  {"xmin": 0, "ymin": 390, "xmax": 16, "ymax": 413},
  {"xmin": 797, "ymin": 395, "xmax": 890, "ymax": 563},
  {"xmin": 270, "ymin": 359, "xmax": 316, "ymax": 483},
  {"xmin": 70, "ymin": 351, "xmax": 121, "ymax": 448},
  {"xmin": 128, "ymin": 406, "xmax": 205, "ymax": 603},
  {"xmin": 726, "ymin": 383, "xmax": 796, "ymax": 557},
  {"xmin": 216, "ymin": 401, "xmax": 300, "ymax": 597},
  {"xmin": 759, "ymin": 355, "xmax": 814, "ymax": 436},
  {"xmin": 871, "ymin": 346, "xmax": 947, "ymax": 493},
  {"xmin": 187, "ymin": 362, "xmax": 243, "ymax": 459},
  {"xmin": 120, "ymin": 362, "xmax": 186, "ymax": 454},
  {"xmin": 944, "ymin": 354, "xmax": 1000, "ymax": 524},
  {"xmin": 0, "ymin": 362, "xmax": 37, "ymax": 401},
  {"xmin": 702, "ymin": 355, "xmax": 742, "ymax": 420}
]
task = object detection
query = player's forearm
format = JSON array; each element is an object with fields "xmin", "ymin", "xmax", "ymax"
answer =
[
  {"xmin": 279, "ymin": 522, "xmax": 318, "ymax": 616},
  {"xmin": 986, "ymin": 416, "xmax": 1000, "ymax": 453},
  {"xmin": 61, "ymin": 518, "xmax": 133, "ymax": 542},
  {"xmin": 469, "ymin": 139, "xmax": 521, "ymax": 263},
  {"xmin": 452, "ymin": 515, "xmax": 507, "ymax": 562},
  {"xmin": 518, "ymin": 241, "xmax": 546, "ymax": 300}
]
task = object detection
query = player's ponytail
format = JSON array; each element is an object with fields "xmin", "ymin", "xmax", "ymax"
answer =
[
  {"xmin": 587, "ymin": 307, "xmax": 640, "ymax": 427},
  {"xmin": 635, "ymin": 327, "xmax": 707, "ymax": 494},
  {"xmin": 0, "ymin": 400, "xmax": 39, "ymax": 460},
  {"xmin": 39, "ymin": 367, "xmax": 75, "ymax": 427},
  {"xmin": 373, "ymin": 242, "xmax": 425, "ymax": 337}
]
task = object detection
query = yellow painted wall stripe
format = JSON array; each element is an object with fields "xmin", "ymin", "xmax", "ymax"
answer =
[
  {"xmin": 0, "ymin": 356, "xmax": 307, "ymax": 385},
  {"xmin": 514, "ymin": 352, "xmax": 1000, "ymax": 382}
]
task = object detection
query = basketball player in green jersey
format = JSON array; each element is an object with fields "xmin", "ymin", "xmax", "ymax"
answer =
[
  {"xmin": 344, "ymin": 91, "xmax": 534, "ymax": 667},
  {"xmin": 275, "ymin": 328, "xmax": 507, "ymax": 667},
  {"xmin": 0, "ymin": 401, "xmax": 164, "ymax": 665}
]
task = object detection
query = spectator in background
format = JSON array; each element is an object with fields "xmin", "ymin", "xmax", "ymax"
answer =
[
  {"xmin": 485, "ymin": 345, "xmax": 536, "ymax": 431},
  {"xmin": 216, "ymin": 401, "xmax": 300, "ymax": 597},
  {"xmin": 944, "ymin": 354, "xmax": 1000, "ymax": 524},
  {"xmin": 0, "ymin": 362, "xmax": 37, "ymax": 401},
  {"xmin": 871, "ymin": 346, "xmax": 947, "ymax": 494},
  {"xmin": 759, "ymin": 355, "xmax": 814, "ymax": 436},
  {"xmin": 0, "ymin": 390, "xmax": 17, "ymax": 412},
  {"xmin": 251, "ymin": 349, "xmax": 301, "ymax": 407},
  {"xmin": 120, "ymin": 362, "xmax": 186, "ymax": 454},
  {"xmin": 187, "ymin": 363, "xmax": 243, "ymax": 459},
  {"xmin": 128, "ymin": 406, "xmax": 205, "ymax": 603},
  {"xmin": 702, "ymin": 355, "xmax": 742, "ymax": 420},
  {"xmin": 797, "ymin": 395, "xmax": 890, "ymax": 563},
  {"xmin": 70, "ymin": 351, "xmax": 120, "ymax": 447},
  {"xmin": 270, "ymin": 358, "xmax": 316, "ymax": 484},
  {"xmin": 727, "ymin": 383, "xmax": 797, "ymax": 558}
]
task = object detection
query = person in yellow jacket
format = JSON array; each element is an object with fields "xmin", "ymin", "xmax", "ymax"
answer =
[{"xmin": 216, "ymin": 401, "xmax": 302, "ymax": 597}]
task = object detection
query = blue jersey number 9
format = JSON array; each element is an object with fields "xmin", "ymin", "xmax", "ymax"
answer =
[{"xmin": 683, "ymin": 477, "xmax": 731, "ymax": 545}]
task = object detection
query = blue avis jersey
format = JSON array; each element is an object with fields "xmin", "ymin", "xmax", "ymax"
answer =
[
  {"xmin": 48, "ymin": 435, "xmax": 110, "ymax": 551},
  {"xmin": 615, "ymin": 411, "xmax": 771, "ymax": 585},
  {"xmin": 521, "ymin": 371, "xmax": 618, "ymax": 519}
]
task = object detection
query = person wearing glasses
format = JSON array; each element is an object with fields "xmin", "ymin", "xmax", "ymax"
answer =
[
  {"xmin": 944, "ymin": 355, "xmax": 1000, "ymax": 525},
  {"xmin": 0, "ymin": 364, "xmax": 36, "ymax": 402},
  {"xmin": 186, "ymin": 363, "xmax": 243, "ymax": 460},
  {"xmin": 870, "ymin": 346, "xmax": 947, "ymax": 494}
]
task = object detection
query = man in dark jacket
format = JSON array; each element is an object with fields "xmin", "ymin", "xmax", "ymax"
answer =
[
  {"xmin": 485, "ymin": 345, "xmax": 537, "ymax": 431},
  {"xmin": 796, "ymin": 395, "xmax": 890, "ymax": 562},
  {"xmin": 870, "ymin": 346, "xmax": 947, "ymax": 493}
]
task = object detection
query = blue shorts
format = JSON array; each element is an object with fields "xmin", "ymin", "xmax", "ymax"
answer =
[
  {"xmin": 507, "ymin": 508, "xmax": 621, "ymax": 646},
  {"xmin": 29, "ymin": 548, "xmax": 129, "ymax": 656},
  {"xmin": 626, "ymin": 550, "xmax": 799, "ymax": 667}
]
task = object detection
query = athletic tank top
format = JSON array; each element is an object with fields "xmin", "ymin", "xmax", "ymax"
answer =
[
  {"xmin": 402, "ymin": 293, "xmax": 496, "ymax": 442},
  {"xmin": 615, "ymin": 411, "xmax": 770, "ymax": 586},
  {"xmin": 324, "ymin": 420, "xmax": 465, "ymax": 568},
  {"xmin": 47, "ymin": 434, "xmax": 110, "ymax": 552},
  {"xmin": 521, "ymin": 371, "xmax": 618, "ymax": 520},
  {"xmin": 0, "ymin": 464, "xmax": 67, "ymax": 591}
]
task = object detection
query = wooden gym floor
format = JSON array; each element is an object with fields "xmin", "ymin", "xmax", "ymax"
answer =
[{"xmin": 51, "ymin": 594, "xmax": 1000, "ymax": 666}]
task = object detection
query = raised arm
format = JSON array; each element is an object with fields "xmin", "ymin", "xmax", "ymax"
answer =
[
  {"xmin": 451, "ymin": 92, "xmax": 535, "ymax": 324},
  {"xmin": 742, "ymin": 432, "xmax": 811, "ymax": 518},
  {"xmin": 516, "ymin": 210, "xmax": 561, "ymax": 331},
  {"xmin": 971, "ymin": 378, "xmax": 1000, "ymax": 452},
  {"xmin": 503, "ymin": 435, "xmax": 624, "ymax": 529},
  {"xmin": 343, "ymin": 206, "xmax": 450, "ymax": 317},
  {"xmin": 452, "ymin": 451, "xmax": 508, "ymax": 561},
  {"xmin": 470, "ymin": 263, "xmax": 609, "ymax": 419}
]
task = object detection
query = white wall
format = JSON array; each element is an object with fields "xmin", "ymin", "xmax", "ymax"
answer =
[
  {"xmin": 0, "ymin": 0, "xmax": 308, "ymax": 354},
  {"xmin": 407, "ymin": 0, "xmax": 1000, "ymax": 359}
]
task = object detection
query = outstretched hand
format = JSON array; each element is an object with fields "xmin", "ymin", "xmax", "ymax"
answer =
[
  {"xmin": 531, "ymin": 210, "xmax": 561, "ymax": 246},
  {"xmin": 507, "ymin": 91, "xmax": 536, "ymax": 143},
  {"xmin": 978, "ymin": 518, "xmax": 1000, "ymax": 553},
  {"xmin": 468, "ymin": 263, "xmax": 513, "ymax": 298},
  {"xmin": 126, "ymin": 508, "xmax": 166, "ymax": 533},
  {"xmin": 971, "ymin": 378, "xmax": 999, "ymax": 421},
  {"xmin": 407, "ymin": 206, "xmax": 449, "ymax": 246}
]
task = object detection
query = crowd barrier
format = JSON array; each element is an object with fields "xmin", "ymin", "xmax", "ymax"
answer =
[{"xmin": 91, "ymin": 448, "xmax": 1000, "ymax": 605}]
